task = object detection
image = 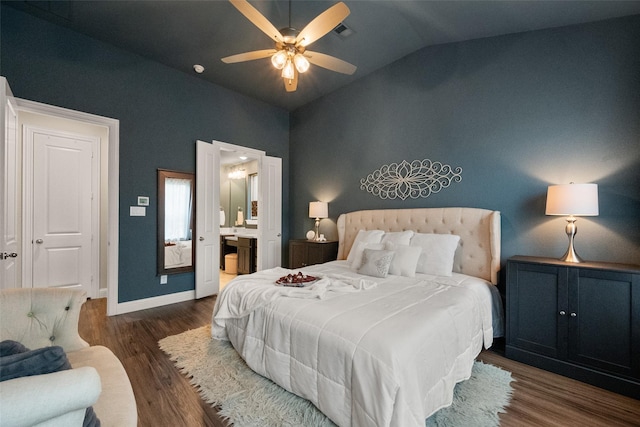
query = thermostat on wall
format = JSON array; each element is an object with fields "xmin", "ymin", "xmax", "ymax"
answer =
[{"xmin": 138, "ymin": 196, "xmax": 149, "ymax": 206}]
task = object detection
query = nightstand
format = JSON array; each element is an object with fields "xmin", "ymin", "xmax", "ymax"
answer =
[
  {"xmin": 289, "ymin": 239, "xmax": 338, "ymax": 269},
  {"xmin": 506, "ymin": 255, "xmax": 640, "ymax": 399}
]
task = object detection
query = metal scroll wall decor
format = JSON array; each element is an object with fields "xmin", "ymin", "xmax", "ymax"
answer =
[{"xmin": 360, "ymin": 159, "xmax": 462, "ymax": 200}]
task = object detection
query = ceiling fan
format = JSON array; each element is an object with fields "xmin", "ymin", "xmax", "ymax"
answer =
[{"xmin": 221, "ymin": 0, "xmax": 357, "ymax": 92}]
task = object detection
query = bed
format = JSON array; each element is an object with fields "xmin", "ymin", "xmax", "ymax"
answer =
[
  {"xmin": 164, "ymin": 240, "xmax": 192, "ymax": 268},
  {"xmin": 212, "ymin": 207, "xmax": 502, "ymax": 427}
]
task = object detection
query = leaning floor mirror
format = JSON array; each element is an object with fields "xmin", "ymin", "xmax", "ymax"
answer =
[{"xmin": 157, "ymin": 169, "xmax": 195, "ymax": 275}]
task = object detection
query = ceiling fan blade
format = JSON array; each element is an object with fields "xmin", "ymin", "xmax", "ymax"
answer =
[
  {"xmin": 229, "ymin": 0, "xmax": 283, "ymax": 43},
  {"xmin": 305, "ymin": 51, "xmax": 357, "ymax": 75},
  {"xmin": 295, "ymin": 2, "xmax": 350, "ymax": 48},
  {"xmin": 221, "ymin": 49, "xmax": 278, "ymax": 64},
  {"xmin": 284, "ymin": 68, "xmax": 298, "ymax": 92}
]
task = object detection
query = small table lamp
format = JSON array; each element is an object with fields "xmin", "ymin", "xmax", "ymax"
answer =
[
  {"xmin": 309, "ymin": 201, "xmax": 328, "ymax": 241},
  {"xmin": 545, "ymin": 183, "xmax": 599, "ymax": 263}
]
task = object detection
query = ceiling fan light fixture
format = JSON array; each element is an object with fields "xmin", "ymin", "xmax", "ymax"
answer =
[
  {"xmin": 280, "ymin": 27, "xmax": 299, "ymax": 45},
  {"xmin": 282, "ymin": 59, "xmax": 295, "ymax": 79},
  {"xmin": 271, "ymin": 50, "xmax": 288, "ymax": 69},
  {"xmin": 293, "ymin": 53, "xmax": 310, "ymax": 73},
  {"xmin": 224, "ymin": 0, "xmax": 356, "ymax": 92}
]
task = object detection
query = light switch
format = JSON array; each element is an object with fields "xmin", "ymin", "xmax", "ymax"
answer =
[
  {"xmin": 130, "ymin": 206, "xmax": 146, "ymax": 216},
  {"xmin": 160, "ymin": 275, "xmax": 168, "ymax": 284}
]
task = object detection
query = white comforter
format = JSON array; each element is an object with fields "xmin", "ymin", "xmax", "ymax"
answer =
[
  {"xmin": 211, "ymin": 261, "xmax": 495, "ymax": 427},
  {"xmin": 164, "ymin": 240, "xmax": 192, "ymax": 268}
]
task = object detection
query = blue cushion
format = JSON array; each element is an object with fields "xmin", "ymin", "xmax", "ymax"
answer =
[
  {"xmin": 0, "ymin": 340, "xmax": 29, "ymax": 357},
  {"xmin": 0, "ymin": 345, "xmax": 71, "ymax": 381},
  {"xmin": 84, "ymin": 406, "xmax": 101, "ymax": 427}
]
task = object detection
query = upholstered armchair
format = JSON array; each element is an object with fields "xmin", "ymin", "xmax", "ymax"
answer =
[{"xmin": 0, "ymin": 288, "xmax": 137, "ymax": 427}]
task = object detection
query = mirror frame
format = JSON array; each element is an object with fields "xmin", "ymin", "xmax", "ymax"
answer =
[{"xmin": 157, "ymin": 169, "xmax": 195, "ymax": 275}]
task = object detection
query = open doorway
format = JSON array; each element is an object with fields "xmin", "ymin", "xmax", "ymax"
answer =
[
  {"xmin": 195, "ymin": 140, "xmax": 282, "ymax": 299},
  {"xmin": 14, "ymin": 97, "xmax": 119, "ymax": 314},
  {"xmin": 219, "ymin": 149, "xmax": 260, "ymax": 290}
]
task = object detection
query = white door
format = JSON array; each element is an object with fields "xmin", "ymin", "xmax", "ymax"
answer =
[
  {"xmin": 258, "ymin": 155, "xmax": 282, "ymax": 270},
  {"xmin": 0, "ymin": 78, "xmax": 19, "ymax": 289},
  {"xmin": 26, "ymin": 126, "xmax": 98, "ymax": 296},
  {"xmin": 195, "ymin": 140, "xmax": 220, "ymax": 298}
]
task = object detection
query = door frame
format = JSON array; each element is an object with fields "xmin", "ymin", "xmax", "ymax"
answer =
[
  {"xmin": 23, "ymin": 125, "xmax": 100, "ymax": 296},
  {"xmin": 1, "ymin": 78, "xmax": 19, "ymax": 289},
  {"xmin": 195, "ymin": 140, "xmax": 282, "ymax": 298},
  {"xmin": 15, "ymin": 98, "xmax": 120, "ymax": 315}
]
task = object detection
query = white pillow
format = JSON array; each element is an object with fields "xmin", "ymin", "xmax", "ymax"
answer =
[
  {"xmin": 381, "ymin": 230, "xmax": 414, "ymax": 246},
  {"xmin": 410, "ymin": 233, "xmax": 461, "ymax": 276},
  {"xmin": 357, "ymin": 249, "xmax": 395, "ymax": 278},
  {"xmin": 346, "ymin": 230, "xmax": 385, "ymax": 265},
  {"xmin": 350, "ymin": 242, "xmax": 384, "ymax": 271},
  {"xmin": 384, "ymin": 242, "xmax": 422, "ymax": 277}
]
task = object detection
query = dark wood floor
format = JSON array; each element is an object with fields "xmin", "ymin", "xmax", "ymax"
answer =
[{"xmin": 79, "ymin": 296, "xmax": 640, "ymax": 427}]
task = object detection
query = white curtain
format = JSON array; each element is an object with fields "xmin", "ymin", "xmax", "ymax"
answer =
[{"xmin": 165, "ymin": 178, "xmax": 192, "ymax": 241}]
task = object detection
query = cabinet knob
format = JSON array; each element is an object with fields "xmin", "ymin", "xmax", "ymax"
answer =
[
  {"xmin": 570, "ymin": 312, "xmax": 577, "ymax": 317},
  {"xmin": 559, "ymin": 311, "xmax": 566, "ymax": 316}
]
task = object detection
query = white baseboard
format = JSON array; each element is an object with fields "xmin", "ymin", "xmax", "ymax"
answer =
[{"xmin": 111, "ymin": 290, "xmax": 196, "ymax": 315}]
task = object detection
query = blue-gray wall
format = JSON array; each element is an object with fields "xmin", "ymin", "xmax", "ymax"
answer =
[
  {"xmin": 290, "ymin": 15, "xmax": 640, "ymax": 274},
  {"xmin": 1, "ymin": 5, "xmax": 290, "ymax": 302},
  {"xmin": 3, "ymin": 4, "xmax": 639, "ymax": 302}
]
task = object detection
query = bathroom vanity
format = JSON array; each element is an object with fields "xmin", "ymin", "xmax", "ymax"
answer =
[{"xmin": 221, "ymin": 232, "xmax": 257, "ymax": 274}]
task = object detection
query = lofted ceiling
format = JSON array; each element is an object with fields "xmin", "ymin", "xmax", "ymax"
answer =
[{"xmin": 7, "ymin": 1, "xmax": 640, "ymax": 111}]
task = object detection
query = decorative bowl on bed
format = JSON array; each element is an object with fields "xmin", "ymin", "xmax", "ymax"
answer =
[{"xmin": 275, "ymin": 272, "xmax": 318, "ymax": 287}]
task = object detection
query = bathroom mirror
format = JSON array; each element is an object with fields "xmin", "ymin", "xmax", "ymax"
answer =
[
  {"xmin": 229, "ymin": 177, "xmax": 246, "ymax": 226},
  {"xmin": 157, "ymin": 169, "xmax": 195, "ymax": 275},
  {"xmin": 220, "ymin": 159, "xmax": 258, "ymax": 228}
]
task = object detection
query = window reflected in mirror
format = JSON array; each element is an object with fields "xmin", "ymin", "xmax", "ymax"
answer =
[{"xmin": 158, "ymin": 169, "xmax": 195, "ymax": 275}]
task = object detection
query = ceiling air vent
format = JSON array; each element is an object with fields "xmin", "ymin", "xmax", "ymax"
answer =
[{"xmin": 333, "ymin": 22, "xmax": 354, "ymax": 39}]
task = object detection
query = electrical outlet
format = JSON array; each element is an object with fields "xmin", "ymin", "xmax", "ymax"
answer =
[{"xmin": 160, "ymin": 275, "xmax": 168, "ymax": 285}]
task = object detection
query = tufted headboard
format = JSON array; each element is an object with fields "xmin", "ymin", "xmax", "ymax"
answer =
[{"xmin": 336, "ymin": 207, "xmax": 501, "ymax": 284}]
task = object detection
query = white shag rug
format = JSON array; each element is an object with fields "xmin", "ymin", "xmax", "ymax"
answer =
[{"xmin": 159, "ymin": 325, "xmax": 514, "ymax": 427}]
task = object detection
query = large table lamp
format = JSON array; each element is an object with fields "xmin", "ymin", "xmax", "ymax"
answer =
[
  {"xmin": 309, "ymin": 201, "xmax": 328, "ymax": 241},
  {"xmin": 545, "ymin": 183, "xmax": 599, "ymax": 263}
]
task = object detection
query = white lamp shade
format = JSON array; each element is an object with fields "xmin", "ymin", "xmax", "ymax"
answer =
[
  {"xmin": 546, "ymin": 183, "xmax": 599, "ymax": 216},
  {"xmin": 309, "ymin": 201, "xmax": 328, "ymax": 219},
  {"xmin": 282, "ymin": 59, "xmax": 295, "ymax": 80},
  {"xmin": 294, "ymin": 53, "xmax": 310, "ymax": 73},
  {"xmin": 271, "ymin": 50, "xmax": 287, "ymax": 69}
]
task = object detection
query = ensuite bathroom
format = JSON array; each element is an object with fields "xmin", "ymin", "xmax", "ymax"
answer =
[{"xmin": 219, "ymin": 155, "xmax": 259, "ymax": 290}]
